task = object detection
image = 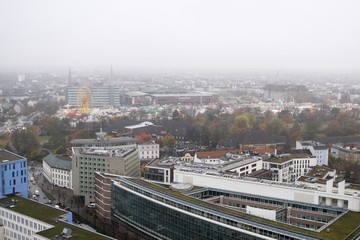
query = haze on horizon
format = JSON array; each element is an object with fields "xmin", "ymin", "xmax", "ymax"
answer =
[{"xmin": 0, "ymin": 0, "xmax": 359, "ymax": 72}]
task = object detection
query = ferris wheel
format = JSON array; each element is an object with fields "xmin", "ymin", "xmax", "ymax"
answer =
[{"xmin": 76, "ymin": 86, "xmax": 92, "ymax": 114}]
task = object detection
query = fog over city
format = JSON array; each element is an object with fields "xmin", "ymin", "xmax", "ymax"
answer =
[{"xmin": 1, "ymin": 0, "xmax": 360, "ymax": 71}]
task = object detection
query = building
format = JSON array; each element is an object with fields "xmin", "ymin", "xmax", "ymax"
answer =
[
  {"xmin": 66, "ymin": 86, "xmax": 120, "ymax": 108},
  {"xmin": 72, "ymin": 146, "xmax": 140, "ymax": 205},
  {"xmin": 111, "ymin": 177, "xmax": 360, "ymax": 240},
  {"xmin": 70, "ymin": 136, "xmax": 137, "ymax": 148},
  {"xmin": 0, "ymin": 195, "xmax": 114, "ymax": 240},
  {"xmin": 0, "ymin": 149, "xmax": 28, "ymax": 199},
  {"xmin": 262, "ymin": 154, "xmax": 317, "ymax": 182},
  {"xmin": 174, "ymin": 167, "xmax": 360, "ymax": 212},
  {"xmin": 263, "ymin": 84, "xmax": 308, "ymax": 103},
  {"xmin": 330, "ymin": 144, "xmax": 360, "ymax": 162},
  {"xmin": 137, "ymin": 142, "xmax": 160, "ymax": 160},
  {"xmin": 94, "ymin": 172, "xmax": 118, "ymax": 225},
  {"xmin": 42, "ymin": 154, "xmax": 72, "ymax": 189},
  {"xmin": 144, "ymin": 152, "xmax": 263, "ymax": 184},
  {"xmin": 296, "ymin": 141, "xmax": 329, "ymax": 166},
  {"xmin": 144, "ymin": 157, "xmax": 176, "ymax": 184}
]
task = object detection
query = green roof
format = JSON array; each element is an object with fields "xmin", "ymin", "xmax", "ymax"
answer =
[
  {"xmin": 128, "ymin": 179, "xmax": 360, "ymax": 240},
  {"xmin": 0, "ymin": 196, "xmax": 113, "ymax": 240}
]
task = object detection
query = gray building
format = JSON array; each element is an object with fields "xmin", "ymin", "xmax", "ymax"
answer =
[
  {"xmin": 72, "ymin": 146, "xmax": 140, "ymax": 205},
  {"xmin": 66, "ymin": 86, "xmax": 120, "ymax": 108}
]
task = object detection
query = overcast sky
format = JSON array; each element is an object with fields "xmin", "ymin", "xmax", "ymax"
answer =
[{"xmin": 0, "ymin": 0, "xmax": 359, "ymax": 71}]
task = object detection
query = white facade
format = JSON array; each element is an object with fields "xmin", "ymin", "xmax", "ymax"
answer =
[
  {"xmin": 43, "ymin": 160, "xmax": 72, "ymax": 189},
  {"xmin": 174, "ymin": 170, "xmax": 360, "ymax": 212},
  {"xmin": 263, "ymin": 156, "xmax": 316, "ymax": 182},
  {"xmin": 138, "ymin": 142, "xmax": 159, "ymax": 160},
  {"xmin": 225, "ymin": 159, "xmax": 263, "ymax": 176},
  {"xmin": 296, "ymin": 141, "xmax": 329, "ymax": 166},
  {"xmin": 0, "ymin": 207, "xmax": 53, "ymax": 240}
]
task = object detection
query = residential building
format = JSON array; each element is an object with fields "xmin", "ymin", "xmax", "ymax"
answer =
[
  {"xmin": 137, "ymin": 141, "xmax": 160, "ymax": 160},
  {"xmin": 42, "ymin": 154, "xmax": 72, "ymax": 189},
  {"xmin": 330, "ymin": 144, "xmax": 360, "ymax": 162},
  {"xmin": 296, "ymin": 141, "xmax": 329, "ymax": 165},
  {"xmin": 111, "ymin": 177, "xmax": 360, "ymax": 240},
  {"xmin": 72, "ymin": 146, "xmax": 140, "ymax": 205},
  {"xmin": 0, "ymin": 195, "xmax": 114, "ymax": 240},
  {"xmin": 229, "ymin": 129, "xmax": 287, "ymax": 153},
  {"xmin": 262, "ymin": 154, "xmax": 317, "ymax": 182},
  {"xmin": 0, "ymin": 149, "xmax": 28, "ymax": 199}
]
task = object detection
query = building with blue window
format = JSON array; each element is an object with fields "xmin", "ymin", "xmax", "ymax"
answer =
[{"xmin": 0, "ymin": 149, "xmax": 28, "ymax": 198}]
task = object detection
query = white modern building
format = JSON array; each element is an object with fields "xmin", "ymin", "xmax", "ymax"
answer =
[
  {"xmin": 296, "ymin": 141, "xmax": 329, "ymax": 165},
  {"xmin": 173, "ymin": 168, "xmax": 360, "ymax": 212},
  {"xmin": 263, "ymin": 154, "xmax": 317, "ymax": 182},
  {"xmin": 43, "ymin": 154, "xmax": 72, "ymax": 189},
  {"xmin": 0, "ymin": 196, "xmax": 114, "ymax": 240},
  {"xmin": 137, "ymin": 142, "xmax": 159, "ymax": 160}
]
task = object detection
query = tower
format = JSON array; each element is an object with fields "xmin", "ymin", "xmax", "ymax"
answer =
[{"xmin": 68, "ymin": 68, "xmax": 72, "ymax": 86}]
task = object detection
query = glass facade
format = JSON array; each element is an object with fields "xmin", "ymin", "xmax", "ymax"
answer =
[
  {"xmin": 111, "ymin": 179, "xmax": 320, "ymax": 240},
  {"xmin": 112, "ymin": 186, "xmax": 261, "ymax": 240}
]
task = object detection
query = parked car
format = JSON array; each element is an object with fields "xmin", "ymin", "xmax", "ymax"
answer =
[
  {"xmin": 34, "ymin": 190, "xmax": 40, "ymax": 196},
  {"xmin": 87, "ymin": 203, "xmax": 96, "ymax": 208}
]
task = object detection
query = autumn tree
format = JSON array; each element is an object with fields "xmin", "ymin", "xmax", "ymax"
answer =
[{"xmin": 159, "ymin": 134, "xmax": 176, "ymax": 148}]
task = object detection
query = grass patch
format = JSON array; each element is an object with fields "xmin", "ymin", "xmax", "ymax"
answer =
[
  {"xmin": 38, "ymin": 135, "xmax": 50, "ymax": 144},
  {"xmin": 319, "ymin": 211, "xmax": 360, "ymax": 239}
]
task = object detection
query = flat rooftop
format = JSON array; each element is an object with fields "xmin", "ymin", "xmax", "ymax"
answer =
[
  {"xmin": 264, "ymin": 153, "xmax": 311, "ymax": 164},
  {"xmin": 124, "ymin": 178, "xmax": 360, "ymax": 240},
  {"xmin": 70, "ymin": 137, "xmax": 136, "ymax": 145},
  {"xmin": 0, "ymin": 149, "xmax": 25, "ymax": 162},
  {"xmin": 0, "ymin": 196, "xmax": 114, "ymax": 240}
]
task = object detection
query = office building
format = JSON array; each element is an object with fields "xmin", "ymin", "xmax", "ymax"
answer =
[
  {"xmin": 111, "ymin": 177, "xmax": 360, "ymax": 240},
  {"xmin": 66, "ymin": 86, "xmax": 120, "ymax": 108},
  {"xmin": 72, "ymin": 146, "xmax": 140, "ymax": 205},
  {"xmin": 0, "ymin": 149, "xmax": 28, "ymax": 199}
]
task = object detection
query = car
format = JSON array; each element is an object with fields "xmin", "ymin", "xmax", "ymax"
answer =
[
  {"xmin": 87, "ymin": 203, "xmax": 96, "ymax": 208},
  {"xmin": 34, "ymin": 190, "xmax": 40, "ymax": 196},
  {"xmin": 32, "ymin": 195, "xmax": 37, "ymax": 200}
]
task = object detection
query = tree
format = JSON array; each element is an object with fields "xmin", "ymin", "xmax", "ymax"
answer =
[{"xmin": 159, "ymin": 134, "xmax": 176, "ymax": 148}]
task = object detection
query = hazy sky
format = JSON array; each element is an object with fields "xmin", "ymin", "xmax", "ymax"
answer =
[{"xmin": 0, "ymin": 0, "xmax": 359, "ymax": 71}]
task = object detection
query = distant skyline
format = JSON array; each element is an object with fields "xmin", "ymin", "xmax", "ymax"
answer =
[{"xmin": 0, "ymin": 0, "xmax": 359, "ymax": 71}]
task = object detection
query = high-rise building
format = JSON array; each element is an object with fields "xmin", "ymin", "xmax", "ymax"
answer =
[
  {"xmin": 72, "ymin": 146, "xmax": 139, "ymax": 205},
  {"xmin": 66, "ymin": 86, "xmax": 120, "ymax": 108},
  {"xmin": 0, "ymin": 149, "xmax": 28, "ymax": 198}
]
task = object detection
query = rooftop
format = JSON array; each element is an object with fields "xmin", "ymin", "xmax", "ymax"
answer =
[
  {"xmin": 70, "ymin": 137, "xmax": 136, "ymax": 145},
  {"xmin": 0, "ymin": 149, "xmax": 25, "ymax": 162},
  {"xmin": 123, "ymin": 178, "xmax": 360, "ymax": 240},
  {"xmin": 0, "ymin": 196, "xmax": 113, "ymax": 240},
  {"xmin": 264, "ymin": 154, "xmax": 311, "ymax": 164},
  {"xmin": 43, "ymin": 154, "xmax": 71, "ymax": 170}
]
